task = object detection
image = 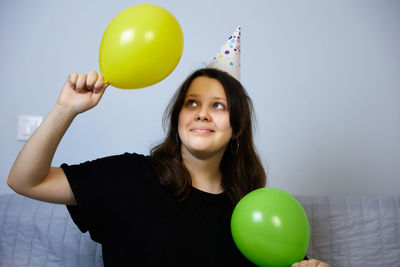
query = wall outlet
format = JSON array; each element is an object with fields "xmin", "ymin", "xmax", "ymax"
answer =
[{"xmin": 17, "ymin": 115, "xmax": 43, "ymax": 141}]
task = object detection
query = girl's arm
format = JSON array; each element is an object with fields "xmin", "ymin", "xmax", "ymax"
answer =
[{"xmin": 7, "ymin": 71, "xmax": 108, "ymax": 205}]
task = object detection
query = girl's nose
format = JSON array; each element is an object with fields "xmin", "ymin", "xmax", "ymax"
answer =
[{"xmin": 196, "ymin": 109, "xmax": 211, "ymax": 122}]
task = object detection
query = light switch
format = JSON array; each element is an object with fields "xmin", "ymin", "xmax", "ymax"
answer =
[{"xmin": 17, "ymin": 115, "xmax": 43, "ymax": 141}]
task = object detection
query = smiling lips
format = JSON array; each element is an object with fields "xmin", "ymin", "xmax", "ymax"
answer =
[{"xmin": 190, "ymin": 126, "xmax": 214, "ymax": 134}]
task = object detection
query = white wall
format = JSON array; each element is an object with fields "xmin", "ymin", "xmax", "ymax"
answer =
[{"xmin": 1, "ymin": 0, "xmax": 399, "ymax": 196}]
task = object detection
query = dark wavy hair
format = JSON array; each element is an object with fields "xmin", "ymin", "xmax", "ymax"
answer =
[{"xmin": 149, "ymin": 68, "xmax": 266, "ymax": 205}]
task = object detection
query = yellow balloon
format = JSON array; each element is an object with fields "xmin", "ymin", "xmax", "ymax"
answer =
[{"xmin": 99, "ymin": 4, "xmax": 184, "ymax": 89}]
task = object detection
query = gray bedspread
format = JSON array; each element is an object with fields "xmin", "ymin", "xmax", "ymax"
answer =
[{"xmin": 0, "ymin": 194, "xmax": 102, "ymax": 267}]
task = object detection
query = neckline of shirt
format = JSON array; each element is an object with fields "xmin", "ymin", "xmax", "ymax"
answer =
[{"xmin": 190, "ymin": 186, "xmax": 225, "ymax": 199}]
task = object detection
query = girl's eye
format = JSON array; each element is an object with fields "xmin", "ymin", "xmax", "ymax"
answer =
[
  {"xmin": 187, "ymin": 100, "xmax": 197, "ymax": 107},
  {"xmin": 213, "ymin": 102, "xmax": 225, "ymax": 110}
]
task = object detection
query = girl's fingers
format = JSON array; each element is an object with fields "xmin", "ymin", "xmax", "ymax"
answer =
[
  {"xmin": 75, "ymin": 73, "xmax": 88, "ymax": 93},
  {"xmin": 66, "ymin": 71, "xmax": 105, "ymax": 94},
  {"xmin": 93, "ymin": 75, "xmax": 108, "ymax": 93},
  {"xmin": 67, "ymin": 72, "xmax": 78, "ymax": 89},
  {"xmin": 86, "ymin": 70, "xmax": 98, "ymax": 90}
]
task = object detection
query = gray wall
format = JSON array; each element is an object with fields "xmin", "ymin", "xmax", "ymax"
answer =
[{"xmin": 1, "ymin": 0, "xmax": 399, "ymax": 196}]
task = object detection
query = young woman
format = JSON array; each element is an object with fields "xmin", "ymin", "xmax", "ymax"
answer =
[{"xmin": 8, "ymin": 68, "xmax": 329, "ymax": 266}]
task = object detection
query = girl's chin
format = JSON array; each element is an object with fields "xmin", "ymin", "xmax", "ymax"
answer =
[
  {"xmin": 189, "ymin": 146, "xmax": 213, "ymax": 154},
  {"xmin": 182, "ymin": 143, "xmax": 212, "ymax": 155},
  {"xmin": 182, "ymin": 144, "xmax": 228, "ymax": 159}
]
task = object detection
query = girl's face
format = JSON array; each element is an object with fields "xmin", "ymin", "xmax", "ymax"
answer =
[{"xmin": 178, "ymin": 76, "xmax": 233, "ymax": 159}]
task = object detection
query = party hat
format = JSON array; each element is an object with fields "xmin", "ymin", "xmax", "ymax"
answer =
[{"xmin": 208, "ymin": 26, "xmax": 241, "ymax": 81}]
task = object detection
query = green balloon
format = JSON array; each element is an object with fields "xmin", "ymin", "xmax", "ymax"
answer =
[{"xmin": 231, "ymin": 188, "xmax": 310, "ymax": 267}]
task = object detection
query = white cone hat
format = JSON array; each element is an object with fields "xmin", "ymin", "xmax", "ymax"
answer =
[{"xmin": 208, "ymin": 26, "xmax": 241, "ymax": 81}]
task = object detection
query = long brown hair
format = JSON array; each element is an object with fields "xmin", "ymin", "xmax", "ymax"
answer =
[{"xmin": 149, "ymin": 68, "xmax": 266, "ymax": 205}]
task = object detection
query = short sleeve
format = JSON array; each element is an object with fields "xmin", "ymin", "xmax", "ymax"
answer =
[{"xmin": 60, "ymin": 153, "xmax": 133, "ymax": 243}]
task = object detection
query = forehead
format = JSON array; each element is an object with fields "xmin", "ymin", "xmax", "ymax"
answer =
[{"xmin": 186, "ymin": 76, "xmax": 227, "ymax": 99}]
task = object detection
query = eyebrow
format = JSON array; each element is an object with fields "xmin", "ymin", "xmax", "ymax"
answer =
[{"xmin": 185, "ymin": 94, "xmax": 227, "ymax": 101}]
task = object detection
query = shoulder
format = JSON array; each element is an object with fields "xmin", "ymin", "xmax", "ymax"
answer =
[
  {"xmin": 121, "ymin": 152, "xmax": 148, "ymax": 162},
  {"xmin": 100, "ymin": 152, "xmax": 154, "ymax": 176},
  {"xmin": 60, "ymin": 152, "xmax": 151, "ymax": 179},
  {"xmin": 120, "ymin": 152, "xmax": 154, "ymax": 169},
  {"xmin": 75, "ymin": 152, "xmax": 149, "ymax": 166}
]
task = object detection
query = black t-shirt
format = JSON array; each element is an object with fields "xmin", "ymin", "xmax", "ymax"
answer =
[{"xmin": 61, "ymin": 153, "xmax": 256, "ymax": 267}]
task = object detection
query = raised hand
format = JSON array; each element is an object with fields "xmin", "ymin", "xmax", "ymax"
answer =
[{"xmin": 56, "ymin": 70, "xmax": 109, "ymax": 115}]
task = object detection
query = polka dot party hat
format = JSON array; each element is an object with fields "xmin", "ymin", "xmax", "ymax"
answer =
[{"xmin": 208, "ymin": 26, "xmax": 241, "ymax": 81}]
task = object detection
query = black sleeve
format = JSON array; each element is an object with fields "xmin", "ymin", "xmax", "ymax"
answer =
[{"xmin": 60, "ymin": 153, "xmax": 132, "ymax": 243}]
